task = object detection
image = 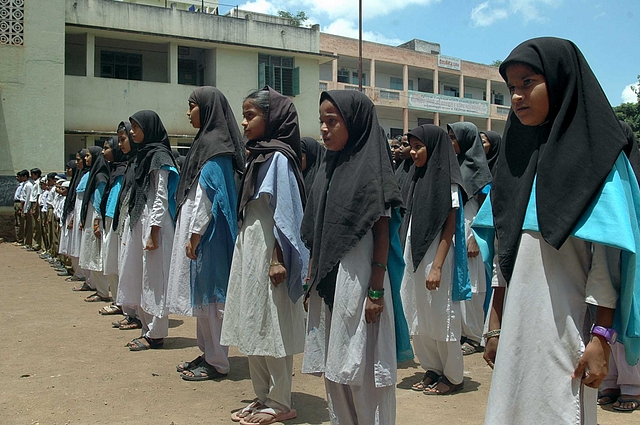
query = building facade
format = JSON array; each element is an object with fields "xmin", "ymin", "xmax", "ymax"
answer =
[{"xmin": 319, "ymin": 33, "xmax": 511, "ymax": 138}]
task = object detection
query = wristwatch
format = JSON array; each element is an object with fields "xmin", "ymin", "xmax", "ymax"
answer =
[{"xmin": 590, "ymin": 324, "xmax": 618, "ymax": 346}]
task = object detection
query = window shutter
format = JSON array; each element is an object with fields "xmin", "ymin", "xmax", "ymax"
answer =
[
  {"xmin": 258, "ymin": 62, "xmax": 266, "ymax": 88},
  {"xmin": 292, "ymin": 67, "xmax": 300, "ymax": 96}
]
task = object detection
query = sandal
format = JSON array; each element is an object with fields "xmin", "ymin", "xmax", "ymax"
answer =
[
  {"xmin": 232, "ymin": 400, "xmax": 264, "ymax": 422},
  {"xmin": 113, "ymin": 315, "xmax": 142, "ymax": 330},
  {"xmin": 411, "ymin": 370, "xmax": 441, "ymax": 391},
  {"xmin": 66, "ymin": 275, "xmax": 86, "ymax": 282},
  {"xmin": 613, "ymin": 396, "xmax": 640, "ymax": 412},
  {"xmin": 85, "ymin": 293, "xmax": 111, "ymax": 303},
  {"xmin": 181, "ymin": 362, "xmax": 227, "ymax": 381},
  {"xmin": 240, "ymin": 407, "xmax": 297, "ymax": 425},
  {"xmin": 423, "ymin": 375, "xmax": 464, "ymax": 395},
  {"xmin": 127, "ymin": 336, "xmax": 164, "ymax": 351},
  {"xmin": 99, "ymin": 304, "xmax": 123, "ymax": 315},
  {"xmin": 176, "ymin": 355, "xmax": 204, "ymax": 373},
  {"xmin": 461, "ymin": 340, "xmax": 483, "ymax": 356},
  {"xmin": 597, "ymin": 388, "xmax": 621, "ymax": 406},
  {"xmin": 72, "ymin": 282, "xmax": 92, "ymax": 291}
]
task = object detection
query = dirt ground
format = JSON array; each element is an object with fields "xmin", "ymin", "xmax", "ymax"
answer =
[{"xmin": 0, "ymin": 242, "xmax": 636, "ymax": 425}]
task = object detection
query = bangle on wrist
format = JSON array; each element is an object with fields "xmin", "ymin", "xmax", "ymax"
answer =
[
  {"xmin": 372, "ymin": 262, "xmax": 387, "ymax": 271},
  {"xmin": 483, "ymin": 329, "xmax": 501, "ymax": 340},
  {"xmin": 368, "ymin": 288, "xmax": 385, "ymax": 300},
  {"xmin": 270, "ymin": 262, "xmax": 283, "ymax": 267}
]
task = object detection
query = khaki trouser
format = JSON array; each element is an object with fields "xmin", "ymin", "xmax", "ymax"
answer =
[
  {"xmin": 32, "ymin": 205, "xmax": 42, "ymax": 250},
  {"xmin": 14, "ymin": 201, "xmax": 24, "ymax": 243},
  {"xmin": 40, "ymin": 210, "xmax": 50, "ymax": 253}
]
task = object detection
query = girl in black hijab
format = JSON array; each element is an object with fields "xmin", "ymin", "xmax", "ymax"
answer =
[
  {"xmin": 220, "ymin": 87, "xmax": 308, "ymax": 424},
  {"xmin": 472, "ymin": 37, "xmax": 640, "ymax": 424},
  {"xmin": 78, "ymin": 145, "xmax": 111, "ymax": 302},
  {"xmin": 166, "ymin": 86, "xmax": 245, "ymax": 382},
  {"xmin": 68, "ymin": 148, "xmax": 93, "ymax": 289},
  {"xmin": 394, "ymin": 134, "xmax": 414, "ymax": 198},
  {"xmin": 118, "ymin": 110, "xmax": 179, "ymax": 352},
  {"xmin": 447, "ymin": 122, "xmax": 492, "ymax": 355},
  {"xmin": 480, "ymin": 130, "xmax": 501, "ymax": 176},
  {"xmin": 300, "ymin": 90, "xmax": 411, "ymax": 424},
  {"xmin": 300, "ymin": 137, "xmax": 325, "ymax": 198},
  {"xmin": 399, "ymin": 124, "xmax": 470, "ymax": 395}
]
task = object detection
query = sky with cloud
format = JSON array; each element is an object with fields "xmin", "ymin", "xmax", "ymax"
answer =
[{"xmin": 238, "ymin": 0, "xmax": 639, "ymax": 106}]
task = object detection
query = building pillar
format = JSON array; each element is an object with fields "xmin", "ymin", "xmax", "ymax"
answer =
[
  {"xmin": 486, "ymin": 79, "xmax": 492, "ymax": 131},
  {"xmin": 168, "ymin": 42, "xmax": 178, "ymax": 84},
  {"xmin": 487, "ymin": 118, "xmax": 492, "ymax": 131},
  {"xmin": 332, "ymin": 53, "xmax": 338, "ymax": 87},
  {"xmin": 86, "ymin": 33, "xmax": 95, "ymax": 78},
  {"xmin": 403, "ymin": 64, "xmax": 409, "ymax": 92},
  {"xmin": 434, "ymin": 112, "xmax": 440, "ymax": 127},
  {"xmin": 459, "ymin": 74, "xmax": 464, "ymax": 98},
  {"xmin": 403, "ymin": 108, "xmax": 409, "ymax": 134},
  {"xmin": 433, "ymin": 68, "xmax": 439, "ymax": 94},
  {"xmin": 369, "ymin": 59, "xmax": 375, "ymax": 88}
]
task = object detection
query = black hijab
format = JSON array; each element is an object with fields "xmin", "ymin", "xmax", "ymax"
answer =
[
  {"xmin": 112, "ymin": 121, "xmax": 139, "ymax": 231},
  {"xmin": 394, "ymin": 158, "xmax": 413, "ymax": 202},
  {"xmin": 99, "ymin": 136, "xmax": 128, "ymax": 224},
  {"xmin": 128, "ymin": 110, "xmax": 177, "ymax": 228},
  {"xmin": 176, "ymin": 87, "xmax": 245, "ymax": 210},
  {"xmin": 237, "ymin": 86, "xmax": 305, "ymax": 224},
  {"xmin": 620, "ymin": 120, "xmax": 640, "ymax": 183},
  {"xmin": 80, "ymin": 146, "xmax": 109, "ymax": 226},
  {"xmin": 493, "ymin": 37, "xmax": 627, "ymax": 283},
  {"xmin": 62, "ymin": 149, "xmax": 89, "ymax": 222},
  {"xmin": 448, "ymin": 122, "xmax": 492, "ymax": 201},
  {"xmin": 301, "ymin": 90, "xmax": 404, "ymax": 310},
  {"xmin": 300, "ymin": 137, "xmax": 325, "ymax": 198},
  {"xmin": 400, "ymin": 125, "xmax": 466, "ymax": 271},
  {"xmin": 481, "ymin": 130, "xmax": 502, "ymax": 176}
]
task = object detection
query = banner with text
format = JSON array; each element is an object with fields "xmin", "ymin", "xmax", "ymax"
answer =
[{"xmin": 408, "ymin": 91, "xmax": 490, "ymax": 118}]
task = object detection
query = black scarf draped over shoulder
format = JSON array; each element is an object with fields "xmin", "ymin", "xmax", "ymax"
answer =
[
  {"xmin": 493, "ymin": 37, "xmax": 628, "ymax": 283},
  {"xmin": 80, "ymin": 146, "xmax": 109, "ymax": 226},
  {"xmin": 481, "ymin": 130, "xmax": 502, "ymax": 176},
  {"xmin": 237, "ymin": 86, "xmax": 305, "ymax": 225},
  {"xmin": 62, "ymin": 159, "xmax": 77, "ymax": 222},
  {"xmin": 301, "ymin": 90, "xmax": 404, "ymax": 309},
  {"xmin": 100, "ymin": 136, "xmax": 128, "ymax": 224},
  {"xmin": 400, "ymin": 125, "xmax": 465, "ymax": 271},
  {"xmin": 301, "ymin": 137, "xmax": 325, "ymax": 199},
  {"xmin": 128, "ymin": 111, "xmax": 177, "ymax": 228},
  {"xmin": 176, "ymin": 87, "xmax": 246, "ymax": 210},
  {"xmin": 112, "ymin": 121, "xmax": 139, "ymax": 231},
  {"xmin": 63, "ymin": 149, "xmax": 89, "ymax": 222},
  {"xmin": 395, "ymin": 158, "xmax": 413, "ymax": 202},
  {"xmin": 448, "ymin": 122, "xmax": 492, "ymax": 201}
]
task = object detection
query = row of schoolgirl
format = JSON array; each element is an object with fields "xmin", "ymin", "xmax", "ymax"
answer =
[{"xmin": 21, "ymin": 36, "xmax": 640, "ymax": 424}]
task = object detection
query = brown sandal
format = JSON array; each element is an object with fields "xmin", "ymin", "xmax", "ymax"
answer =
[
  {"xmin": 411, "ymin": 370, "xmax": 441, "ymax": 391},
  {"xmin": 84, "ymin": 293, "xmax": 111, "ymax": 303}
]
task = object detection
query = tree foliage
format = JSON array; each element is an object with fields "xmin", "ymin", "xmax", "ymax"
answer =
[
  {"xmin": 277, "ymin": 10, "xmax": 309, "ymax": 27},
  {"xmin": 614, "ymin": 74, "xmax": 640, "ymax": 140},
  {"xmin": 489, "ymin": 59, "xmax": 503, "ymax": 67}
]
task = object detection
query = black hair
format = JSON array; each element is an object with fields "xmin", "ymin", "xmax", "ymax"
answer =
[
  {"xmin": 244, "ymin": 89, "xmax": 270, "ymax": 117},
  {"xmin": 18, "ymin": 169, "xmax": 29, "ymax": 177},
  {"xmin": 117, "ymin": 123, "xmax": 127, "ymax": 132},
  {"xmin": 30, "ymin": 168, "xmax": 42, "ymax": 178},
  {"xmin": 47, "ymin": 172, "xmax": 57, "ymax": 180}
]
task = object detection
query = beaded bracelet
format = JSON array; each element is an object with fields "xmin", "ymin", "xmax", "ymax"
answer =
[
  {"xmin": 483, "ymin": 329, "xmax": 501, "ymax": 340},
  {"xmin": 372, "ymin": 262, "xmax": 387, "ymax": 271},
  {"xmin": 368, "ymin": 288, "xmax": 385, "ymax": 300}
]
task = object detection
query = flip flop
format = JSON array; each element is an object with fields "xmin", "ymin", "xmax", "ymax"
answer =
[
  {"xmin": 613, "ymin": 396, "xmax": 640, "ymax": 412},
  {"xmin": 181, "ymin": 362, "xmax": 227, "ymax": 381},
  {"xmin": 231, "ymin": 400, "xmax": 264, "ymax": 422},
  {"xmin": 411, "ymin": 370, "xmax": 441, "ymax": 391},
  {"xmin": 423, "ymin": 375, "xmax": 464, "ymax": 396},
  {"xmin": 176, "ymin": 355, "xmax": 204, "ymax": 373},
  {"xmin": 72, "ymin": 282, "xmax": 92, "ymax": 291},
  {"xmin": 85, "ymin": 293, "xmax": 111, "ymax": 303},
  {"xmin": 99, "ymin": 304, "xmax": 123, "ymax": 315},
  {"xmin": 597, "ymin": 388, "xmax": 621, "ymax": 406},
  {"xmin": 127, "ymin": 336, "xmax": 164, "ymax": 351},
  {"xmin": 239, "ymin": 407, "xmax": 297, "ymax": 425}
]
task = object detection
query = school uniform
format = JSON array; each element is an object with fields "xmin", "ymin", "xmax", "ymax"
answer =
[{"xmin": 14, "ymin": 180, "xmax": 26, "ymax": 244}]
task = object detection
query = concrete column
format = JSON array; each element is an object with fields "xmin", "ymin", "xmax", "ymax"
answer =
[
  {"xmin": 403, "ymin": 108, "xmax": 409, "ymax": 134},
  {"xmin": 332, "ymin": 54, "xmax": 338, "ymax": 86},
  {"xmin": 369, "ymin": 59, "xmax": 375, "ymax": 88},
  {"xmin": 433, "ymin": 68, "xmax": 439, "ymax": 94},
  {"xmin": 168, "ymin": 42, "xmax": 178, "ymax": 84},
  {"xmin": 403, "ymin": 64, "xmax": 409, "ymax": 92},
  {"xmin": 86, "ymin": 33, "xmax": 95, "ymax": 78},
  {"xmin": 486, "ymin": 78, "xmax": 492, "ymax": 103},
  {"xmin": 487, "ymin": 118, "xmax": 492, "ymax": 131},
  {"xmin": 434, "ymin": 112, "xmax": 440, "ymax": 127},
  {"xmin": 459, "ymin": 74, "xmax": 464, "ymax": 98}
]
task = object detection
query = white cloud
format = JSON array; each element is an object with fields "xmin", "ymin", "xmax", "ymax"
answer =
[
  {"xmin": 323, "ymin": 18, "xmax": 404, "ymax": 46},
  {"xmin": 621, "ymin": 83, "xmax": 638, "ymax": 104},
  {"xmin": 237, "ymin": 0, "xmax": 278, "ymax": 15},
  {"xmin": 470, "ymin": 0, "xmax": 560, "ymax": 27}
]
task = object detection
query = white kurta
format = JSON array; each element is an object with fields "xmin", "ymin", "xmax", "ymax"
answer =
[
  {"xmin": 220, "ymin": 193, "xmax": 305, "ymax": 358},
  {"xmin": 102, "ymin": 217, "xmax": 119, "ymax": 276},
  {"xmin": 401, "ymin": 185, "xmax": 462, "ymax": 342},
  {"xmin": 485, "ymin": 232, "xmax": 620, "ymax": 425},
  {"xmin": 116, "ymin": 169, "xmax": 175, "ymax": 317},
  {"xmin": 68, "ymin": 190, "xmax": 85, "ymax": 258},
  {"xmin": 79, "ymin": 202, "xmax": 102, "ymax": 272}
]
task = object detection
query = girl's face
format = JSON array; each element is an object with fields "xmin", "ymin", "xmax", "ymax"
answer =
[
  {"xmin": 399, "ymin": 135, "xmax": 411, "ymax": 160},
  {"xmin": 118, "ymin": 129, "xmax": 131, "ymax": 154},
  {"xmin": 187, "ymin": 102, "xmax": 201, "ymax": 129},
  {"xmin": 76, "ymin": 153, "xmax": 84, "ymax": 170},
  {"xmin": 505, "ymin": 63, "xmax": 550, "ymax": 126},
  {"xmin": 103, "ymin": 141, "xmax": 114, "ymax": 162},
  {"xmin": 448, "ymin": 129, "xmax": 460, "ymax": 154},
  {"xmin": 319, "ymin": 99, "xmax": 349, "ymax": 151},
  {"xmin": 409, "ymin": 136, "xmax": 428, "ymax": 168},
  {"xmin": 130, "ymin": 119, "xmax": 145, "ymax": 144},
  {"xmin": 242, "ymin": 100, "xmax": 267, "ymax": 141},
  {"xmin": 66, "ymin": 167, "xmax": 73, "ymax": 177},
  {"xmin": 60, "ymin": 187, "xmax": 68, "ymax": 196},
  {"xmin": 481, "ymin": 133, "xmax": 491, "ymax": 154},
  {"xmin": 84, "ymin": 151, "xmax": 93, "ymax": 167}
]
